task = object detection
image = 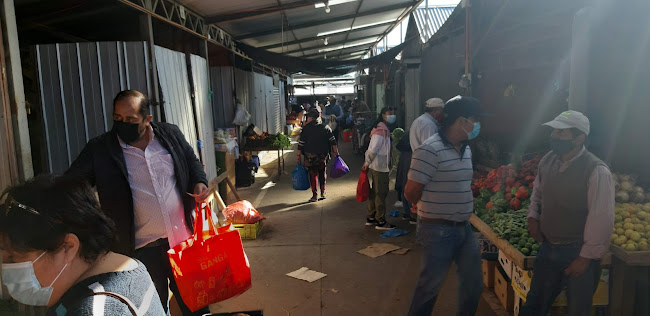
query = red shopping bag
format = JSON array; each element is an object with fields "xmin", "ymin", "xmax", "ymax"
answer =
[
  {"xmin": 357, "ymin": 169, "xmax": 370, "ymax": 202},
  {"xmin": 168, "ymin": 203, "xmax": 252, "ymax": 312}
]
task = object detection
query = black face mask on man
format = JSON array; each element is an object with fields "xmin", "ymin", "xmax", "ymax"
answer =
[
  {"xmin": 113, "ymin": 120, "xmax": 144, "ymax": 143},
  {"xmin": 549, "ymin": 138, "xmax": 575, "ymax": 155}
]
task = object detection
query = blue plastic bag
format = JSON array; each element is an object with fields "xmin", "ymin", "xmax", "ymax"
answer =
[
  {"xmin": 292, "ymin": 162, "xmax": 311, "ymax": 190},
  {"xmin": 380, "ymin": 229, "xmax": 410, "ymax": 238},
  {"xmin": 389, "ymin": 210, "xmax": 400, "ymax": 217},
  {"xmin": 329, "ymin": 155, "xmax": 350, "ymax": 179}
]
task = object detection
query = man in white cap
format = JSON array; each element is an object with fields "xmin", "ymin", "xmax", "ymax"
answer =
[
  {"xmin": 409, "ymin": 97, "xmax": 445, "ymax": 151},
  {"xmin": 520, "ymin": 110, "xmax": 614, "ymax": 316}
]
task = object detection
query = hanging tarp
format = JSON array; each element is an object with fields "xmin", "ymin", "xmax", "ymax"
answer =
[
  {"xmin": 236, "ymin": 40, "xmax": 413, "ymax": 76},
  {"xmin": 190, "ymin": 54, "xmax": 218, "ymax": 181},
  {"xmin": 35, "ymin": 42, "xmax": 153, "ymax": 174},
  {"xmin": 154, "ymin": 45, "xmax": 199, "ymax": 157},
  {"xmin": 210, "ymin": 66, "xmax": 235, "ymax": 128}
]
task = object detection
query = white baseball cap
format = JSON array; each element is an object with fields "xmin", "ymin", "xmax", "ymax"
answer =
[
  {"xmin": 425, "ymin": 98, "xmax": 445, "ymax": 108},
  {"xmin": 543, "ymin": 110, "xmax": 590, "ymax": 135}
]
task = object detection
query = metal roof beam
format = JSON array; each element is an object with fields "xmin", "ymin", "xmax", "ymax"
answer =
[
  {"xmin": 278, "ymin": 33, "xmax": 382, "ymax": 54},
  {"xmin": 206, "ymin": 0, "xmax": 318, "ymax": 24},
  {"xmin": 235, "ymin": 1, "xmax": 417, "ymax": 40},
  {"xmin": 261, "ymin": 20, "xmax": 393, "ymax": 50},
  {"xmin": 302, "ymin": 46, "xmax": 370, "ymax": 58}
]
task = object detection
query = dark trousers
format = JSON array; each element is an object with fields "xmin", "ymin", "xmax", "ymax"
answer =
[
  {"xmin": 519, "ymin": 241, "xmax": 601, "ymax": 316},
  {"xmin": 135, "ymin": 240, "xmax": 211, "ymax": 316},
  {"xmin": 307, "ymin": 163, "xmax": 326, "ymax": 195}
]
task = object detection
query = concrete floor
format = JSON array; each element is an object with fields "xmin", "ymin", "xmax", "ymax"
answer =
[{"xmin": 209, "ymin": 140, "xmax": 499, "ymax": 316}]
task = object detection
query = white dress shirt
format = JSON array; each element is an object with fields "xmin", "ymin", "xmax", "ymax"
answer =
[
  {"xmin": 409, "ymin": 113, "xmax": 439, "ymax": 151},
  {"xmin": 527, "ymin": 147, "xmax": 615, "ymax": 259},
  {"xmin": 120, "ymin": 126, "xmax": 191, "ymax": 249}
]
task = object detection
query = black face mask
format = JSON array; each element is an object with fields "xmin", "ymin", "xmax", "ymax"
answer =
[
  {"xmin": 113, "ymin": 120, "xmax": 144, "ymax": 143},
  {"xmin": 549, "ymin": 138, "xmax": 575, "ymax": 155}
]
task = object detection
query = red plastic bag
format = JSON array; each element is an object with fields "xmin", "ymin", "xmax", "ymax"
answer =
[
  {"xmin": 168, "ymin": 203, "xmax": 252, "ymax": 312},
  {"xmin": 357, "ymin": 169, "xmax": 370, "ymax": 202},
  {"xmin": 222, "ymin": 200, "xmax": 265, "ymax": 224}
]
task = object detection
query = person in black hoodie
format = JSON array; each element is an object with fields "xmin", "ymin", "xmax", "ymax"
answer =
[
  {"xmin": 297, "ymin": 109, "xmax": 339, "ymax": 202},
  {"xmin": 395, "ymin": 131, "xmax": 416, "ymax": 224}
]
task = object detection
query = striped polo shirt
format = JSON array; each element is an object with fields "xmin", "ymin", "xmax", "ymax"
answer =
[{"xmin": 407, "ymin": 133, "xmax": 473, "ymax": 221}]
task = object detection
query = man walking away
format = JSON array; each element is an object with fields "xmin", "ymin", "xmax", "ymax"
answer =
[
  {"xmin": 520, "ymin": 110, "xmax": 614, "ymax": 316},
  {"xmin": 405, "ymin": 96, "xmax": 486, "ymax": 316},
  {"xmin": 66, "ymin": 90, "xmax": 211, "ymax": 316},
  {"xmin": 409, "ymin": 97, "xmax": 444, "ymax": 151}
]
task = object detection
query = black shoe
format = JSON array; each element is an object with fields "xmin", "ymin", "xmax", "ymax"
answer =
[
  {"xmin": 319, "ymin": 193, "xmax": 327, "ymax": 200},
  {"xmin": 365, "ymin": 218, "xmax": 378, "ymax": 226},
  {"xmin": 309, "ymin": 195, "xmax": 318, "ymax": 202},
  {"xmin": 401, "ymin": 215, "xmax": 411, "ymax": 221},
  {"xmin": 375, "ymin": 222, "xmax": 396, "ymax": 230}
]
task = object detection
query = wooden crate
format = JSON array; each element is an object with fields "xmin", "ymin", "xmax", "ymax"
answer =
[
  {"xmin": 482, "ymin": 259, "xmax": 497, "ymax": 288},
  {"xmin": 495, "ymin": 265, "xmax": 515, "ymax": 311}
]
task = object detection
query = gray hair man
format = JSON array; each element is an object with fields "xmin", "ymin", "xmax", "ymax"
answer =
[{"xmin": 409, "ymin": 97, "xmax": 445, "ymax": 151}]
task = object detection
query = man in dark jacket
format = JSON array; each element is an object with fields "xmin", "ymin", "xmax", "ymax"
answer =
[{"xmin": 66, "ymin": 89, "xmax": 210, "ymax": 316}]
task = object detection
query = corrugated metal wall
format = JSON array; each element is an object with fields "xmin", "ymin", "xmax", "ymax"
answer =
[
  {"xmin": 232, "ymin": 69, "xmax": 284, "ymax": 135},
  {"xmin": 154, "ymin": 45, "xmax": 199, "ymax": 157},
  {"xmin": 190, "ymin": 54, "xmax": 218, "ymax": 181},
  {"xmin": 405, "ymin": 67, "xmax": 420, "ymax": 130},
  {"xmin": 35, "ymin": 42, "xmax": 152, "ymax": 174},
  {"xmin": 210, "ymin": 66, "xmax": 235, "ymax": 128}
]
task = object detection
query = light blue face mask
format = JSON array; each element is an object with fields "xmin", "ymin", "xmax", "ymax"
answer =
[
  {"xmin": 2, "ymin": 251, "xmax": 68, "ymax": 306},
  {"xmin": 386, "ymin": 114, "xmax": 397, "ymax": 124},
  {"xmin": 463, "ymin": 119, "xmax": 481, "ymax": 140}
]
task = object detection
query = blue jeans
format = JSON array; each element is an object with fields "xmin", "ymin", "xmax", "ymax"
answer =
[
  {"xmin": 401, "ymin": 191, "xmax": 413, "ymax": 219},
  {"xmin": 519, "ymin": 242, "xmax": 601, "ymax": 316},
  {"xmin": 408, "ymin": 220, "xmax": 483, "ymax": 316}
]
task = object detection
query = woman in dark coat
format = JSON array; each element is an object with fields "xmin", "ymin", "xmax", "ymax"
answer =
[{"xmin": 297, "ymin": 109, "xmax": 339, "ymax": 202}]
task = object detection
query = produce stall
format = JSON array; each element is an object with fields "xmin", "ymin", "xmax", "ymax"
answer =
[
  {"xmin": 608, "ymin": 174, "xmax": 650, "ymax": 315},
  {"xmin": 242, "ymin": 132, "xmax": 292, "ymax": 178},
  {"xmin": 470, "ymin": 157, "xmax": 617, "ymax": 314}
]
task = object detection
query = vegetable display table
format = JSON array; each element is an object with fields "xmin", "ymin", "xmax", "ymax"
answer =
[
  {"xmin": 470, "ymin": 214, "xmax": 612, "ymax": 269},
  {"xmin": 608, "ymin": 245, "xmax": 650, "ymax": 316},
  {"xmin": 241, "ymin": 146, "xmax": 287, "ymax": 179}
]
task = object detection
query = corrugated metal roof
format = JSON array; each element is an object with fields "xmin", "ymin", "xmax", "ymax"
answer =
[{"xmin": 412, "ymin": 6, "xmax": 456, "ymax": 43}]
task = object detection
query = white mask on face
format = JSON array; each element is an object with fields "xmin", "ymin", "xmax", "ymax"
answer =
[{"xmin": 2, "ymin": 251, "xmax": 68, "ymax": 306}]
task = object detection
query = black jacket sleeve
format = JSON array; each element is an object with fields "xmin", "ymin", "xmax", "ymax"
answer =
[
  {"xmin": 65, "ymin": 140, "xmax": 97, "ymax": 186},
  {"xmin": 171, "ymin": 124, "xmax": 208, "ymax": 188}
]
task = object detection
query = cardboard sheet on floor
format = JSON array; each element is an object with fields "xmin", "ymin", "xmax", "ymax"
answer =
[
  {"xmin": 391, "ymin": 248, "xmax": 410, "ymax": 255},
  {"xmin": 357, "ymin": 243, "xmax": 402, "ymax": 258},
  {"xmin": 286, "ymin": 267, "xmax": 327, "ymax": 282}
]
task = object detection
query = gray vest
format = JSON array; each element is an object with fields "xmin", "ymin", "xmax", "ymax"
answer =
[{"xmin": 539, "ymin": 150, "xmax": 606, "ymax": 244}]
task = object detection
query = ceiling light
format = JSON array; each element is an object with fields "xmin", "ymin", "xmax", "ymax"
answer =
[
  {"xmin": 324, "ymin": 37, "xmax": 329, "ymax": 45},
  {"xmin": 325, "ymin": 5, "xmax": 331, "ymax": 13},
  {"xmin": 315, "ymin": 0, "xmax": 357, "ymax": 8},
  {"xmin": 317, "ymin": 27, "xmax": 351, "ymax": 37},
  {"xmin": 351, "ymin": 20, "xmax": 395, "ymax": 30}
]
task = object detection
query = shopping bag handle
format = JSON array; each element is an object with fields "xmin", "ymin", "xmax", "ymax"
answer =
[{"xmin": 193, "ymin": 202, "xmax": 220, "ymax": 243}]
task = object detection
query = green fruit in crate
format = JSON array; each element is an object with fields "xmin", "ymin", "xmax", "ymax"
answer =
[
  {"xmin": 528, "ymin": 237, "xmax": 536, "ymax": 244},
  {"xmin": 531, "ymin": 250, "xmax": 538, "ymax": 256},
  {"xmin": 525, "ymin": 243, "xmax": 533, "ymax": 250},
  {"xmin": 521, "ymin": 248, "xmax": 531, "ymax": 255},
  {"xmin": 532, "ymin": 243, "xmax": 540, "ymax": 251},
  {"xmin": 519, "ymin": 239, "xmax": 527, "ymax": 248},
  {"xmin": 639, "ymin": 241, "xmax": 649, "ymax": 251}
]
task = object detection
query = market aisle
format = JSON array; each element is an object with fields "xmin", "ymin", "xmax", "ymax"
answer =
[{"xmin": 209, "ymin": 140, "xmax": 498, "ymax": 316}]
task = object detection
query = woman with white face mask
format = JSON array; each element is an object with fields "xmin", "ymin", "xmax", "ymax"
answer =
[
  {"xmin": 0, "ymin": 176, "xmax": 164, "ymax": 315},
  {"xmin": 363, "ymin": 106, "xmax": 397, "ymax": 230}
]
